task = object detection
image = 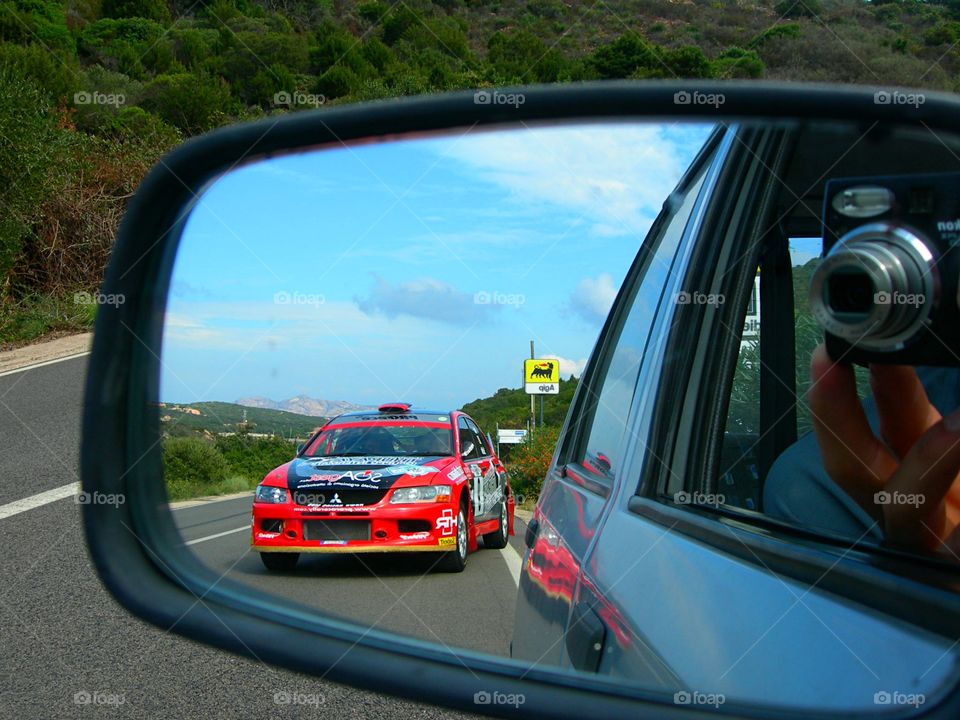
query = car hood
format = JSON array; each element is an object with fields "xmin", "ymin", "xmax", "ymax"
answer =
[{"xmin": 286, "ymin": 455, "xmax": 457, "ymax": 493}]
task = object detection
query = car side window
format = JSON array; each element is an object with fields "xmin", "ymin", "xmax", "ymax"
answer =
[
  {"xmin": 457, "ymin": 417, "xmax": 483, "ymax": 460},
  {"xmin": 465, "ymin": 419, "xmax": 489, "ymax": 457},
  {"xmin": 718, "ymin": 238, "xmax": 886, "ymax": 540},
  {"xmin": 574, "ymin": 160, "xmax": 713, "ymax": 486},
  {"xmin": 717, "ymin": 270, "xmax": 761, "ymax": 510}
]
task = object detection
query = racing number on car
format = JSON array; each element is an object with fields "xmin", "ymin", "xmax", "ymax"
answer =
[
  {"xmin": 469, "ymin": 463, "xmax": 499, "ymax": 518},
  {"xmin": 468, "ymin": 464, "xmax": 484, "ymax": 518}
]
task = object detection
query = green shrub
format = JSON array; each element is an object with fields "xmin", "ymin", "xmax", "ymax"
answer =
[
  {"xmin": 141, "ymin": 72, "xmax": 236, "ymax": 133},
  {"xmin": 78, "ymin": 18, "xmax": 173, "ymax": 78},
  {"xmin": 357, "ymin": 1, "xmax": 387, "ymax": 24},
  {"xmin": 0, "ymin": 41, "xmax": 78, "ymax": 102},
  {"xmin": 775, "ymin": 0, "xmax": 822, "ymax": 19},
  {"xmin": 162, "ymin": 437, "xmax": 229, "ymax": 499},
  {"xmin": 214, "ymin": 434, "xmax": 296, "ymax": 482},
  {"xmin": 711, "ymin": 47, "xmax": 764, "ymax": 78},
  {"xmin": 0, "ymin": 70, "xmax": 63, "ymax": 295},
  {"xmin": 590, "ymin": 32, "xmax": 661, "ymax": 79},
  {"xmin": 748, "ymin": 22, "xmax": 801, "ymax": 49},
  {"xmin": 0, "ymin": 0, "xmax": 75, "ymax": 53},
  {"xmin": 487, "ymin": 28, "xmax": 567, "ymax": 82},
  {"xmin": 660, "ymin": 45, "xmax": 712, "ymax": 78},
  {"xmin": 506, "ymin": 425, "xmax": 560, "ymax": 502},
  {"xmin": 312, "ymin": 63, "xmax": 359, "ymax": 98},
  {"xmin": 100, "ymin": 0, "xmax": 170, "ymax": 23}
]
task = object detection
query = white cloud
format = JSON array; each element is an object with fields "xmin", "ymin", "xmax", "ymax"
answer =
[
  {"xmin": 437, "ymin": 124, "xmax": 710, "ymax": 237},
  {"xmin": 543, "ymin": 354, "xmax": 588, "ymax": 379},
  {"xmin": 354, "ymin": 275, "xmax": 495, "ymax": 325},
  {"xmin": 569, "ymin": 272, "xmax": 618, "ymax": 324}
]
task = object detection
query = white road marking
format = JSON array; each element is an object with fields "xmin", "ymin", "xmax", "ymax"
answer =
[
  {"xmin": 185, "ymin": 525, "xmax": 249, "ymax": 546},
  {"xmin": 0, "ymin": 482, "xmax": 80, "ymax": 520},
  {"xmin": 500, "ymin": 542, "xmax": 523, "ymax": 587},
  {"xmin": 0, "ymin": 351, "xmax": 90, "ymax": 378}
]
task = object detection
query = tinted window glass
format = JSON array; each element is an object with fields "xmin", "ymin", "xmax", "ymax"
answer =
[{"xmin": 578, "ymin": 164, "xmax": 711, "ymax": 483}]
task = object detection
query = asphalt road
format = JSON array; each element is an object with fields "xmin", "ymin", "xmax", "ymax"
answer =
[
  {"xmin": 175, "ymin": 497, "xmax": 524, "ymax": 657},
  {"xmin": 0, "ymin": 354, "xmax": 522, "ymax": 719}
]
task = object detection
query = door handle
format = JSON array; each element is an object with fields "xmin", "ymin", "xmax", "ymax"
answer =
[
  {"xmin": 524, "ymin": 517, "xmax": 539, "ymax": 548},
  {"xmin": 566, "ymin": 602, "xmax": 606, "ymax": 673}
]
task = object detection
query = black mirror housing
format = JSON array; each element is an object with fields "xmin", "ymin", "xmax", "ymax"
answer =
[{"xmin": 82, "ymin": 80, "xmax": 960, "ymax": 720}]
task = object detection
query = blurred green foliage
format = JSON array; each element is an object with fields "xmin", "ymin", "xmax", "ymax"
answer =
[{"xmin": 5, "ymin": 0, "xmax": 960, "ymax": 347}]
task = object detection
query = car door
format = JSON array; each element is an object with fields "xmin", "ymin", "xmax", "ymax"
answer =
[
  {"xmin": 512, "ymin": 126, "xmax": 729, "ymax": 669},
  {"xmin": 546, "ymin": 122, "xmax": 960, "ymax": 712},
  {"xmin": 464, "ymin": 417, "xmax": 499, "ymax": 521},
  {"xmin": 457, "ymin": 416, "xmax": 486, "ymax": 518}
]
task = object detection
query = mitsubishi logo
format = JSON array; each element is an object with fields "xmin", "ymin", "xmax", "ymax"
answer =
[{"xmin": 329, "ymin": 493, "xmax": 342, "ymax": 505}]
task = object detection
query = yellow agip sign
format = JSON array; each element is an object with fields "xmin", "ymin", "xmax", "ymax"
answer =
[{"xmin": 524, "ymin": 359, "xmax": 560, "ymax": 394}]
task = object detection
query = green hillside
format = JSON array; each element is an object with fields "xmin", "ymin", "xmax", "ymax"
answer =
[
  {"xmin": 463, "ymin": 376, "xmax": 578, "ymax": 432},
  {"xmin": 6, "ymin": 0, "xmax": 960, "ymax": 344},
  {"xmin": 159, "ymin": 401, "xmax": 327, "ymax": 439}
]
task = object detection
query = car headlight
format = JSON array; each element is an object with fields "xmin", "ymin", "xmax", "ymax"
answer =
[
  {"xmin": 389, "ymin": 485, "xmax": 452, "ymax": 504},
  {"xmin": 255, "ymin": 485, "xmax": 288, "ymax": 504}
]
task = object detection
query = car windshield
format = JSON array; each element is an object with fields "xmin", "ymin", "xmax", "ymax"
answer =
[{"xmin": 303, "ymin": 424, "xmax": 453, "ymax": 457}]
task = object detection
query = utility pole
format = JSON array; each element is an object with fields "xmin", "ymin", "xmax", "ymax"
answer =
[{"xmin": 529, "ymin": 340, "xmax": 535, "ymax": 433}]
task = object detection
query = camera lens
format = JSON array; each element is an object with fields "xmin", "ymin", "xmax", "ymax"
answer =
[
  {"xmin": 826, "ymin": 271, "xmax": 874, "ymax": 315},
  {"xmin": 810, "ymin": 224, "xmax": 937, "ymax": 352}
]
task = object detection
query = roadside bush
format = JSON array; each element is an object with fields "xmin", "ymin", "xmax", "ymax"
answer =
[
  {"xmin": 140, "ymin": 72, "xmax": 236, "ymax": 133},
  {"xmin": 162, "ymin": 437, "xmax": 229, "ymax": 499},
  {"xmin": 214, "ymin": 434, "xmax": 297, "ymax": 482},
  {"xmin": 0, "ymin": 70, "xmax": 64, "ymax": 298},
  {"xmin": 506, "ymin": 425, "xmax": 560, "ymax": 503}
]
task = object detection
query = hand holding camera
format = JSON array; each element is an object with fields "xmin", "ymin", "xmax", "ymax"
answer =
[{"xmin": 810, "ymin": 172, "xmax": 960, "ymax": 366}]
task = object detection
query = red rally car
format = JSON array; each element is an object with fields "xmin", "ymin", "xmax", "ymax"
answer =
[{"xmin": 252, "ymin": 403, "xmax": 515, "ymax": 573}]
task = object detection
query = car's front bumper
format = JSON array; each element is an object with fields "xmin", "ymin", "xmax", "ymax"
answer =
[{"xmin": 251, "ymin": 501, "xmax": 459, "ymax": 553}]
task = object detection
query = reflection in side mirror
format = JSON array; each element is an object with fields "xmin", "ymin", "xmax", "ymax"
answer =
[{"xmin": 140, "ymin": 109, "xmax": 960, "ymax": 719}]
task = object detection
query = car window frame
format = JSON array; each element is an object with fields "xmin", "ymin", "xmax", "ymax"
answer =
[
  {"xmin": 625, "ymin": 121, "xmax": 960, "ymax": 642},
  {"xmin": 551, "ymin": 126, "xmax": 728, "ymax": 499},
  {"xmin": 465, "ymin": 418, "xmax": 490, "ymax": 458}
]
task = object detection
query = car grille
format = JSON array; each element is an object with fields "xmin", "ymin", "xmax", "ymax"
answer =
[
  {"xmin": 303, "ymin": 520, "xmax": 371, "ymax": 542},
  {"xmin": 293, "ymin": 488, "xmax": 388, "ymax": 506}
]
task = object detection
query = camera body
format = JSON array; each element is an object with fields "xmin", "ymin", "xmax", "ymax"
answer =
[{"xmin": 810, "ymin": 171, "xmax": 960, "ymax": 366}]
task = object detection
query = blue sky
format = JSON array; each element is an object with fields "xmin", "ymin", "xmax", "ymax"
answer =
[{"xmin": 161, "ymin": 122, "xmax": 718, "ymax": 408}]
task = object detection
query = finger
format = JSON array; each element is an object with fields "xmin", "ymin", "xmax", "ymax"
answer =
[
  {"xmin": 938, "ymin": 522, "xmax": 960, "ymax": 562},
  {"xmin": 870, "ymin": 364, "xmax": 940, "ymax": 459},
  {"xmin": 808, "ymin": 345, "xmax": 897, "ymax": 517},
  {"xmin": 881, "ymin": 409, "xmax": 960, "ymax": 551}
]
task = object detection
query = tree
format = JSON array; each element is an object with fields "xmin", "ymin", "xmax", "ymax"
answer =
[
  {"xmin": 141, "ymin": 72, "xmax": 236, "ymax": 133},
  {"xmin": 590, "ymin": 32, "xmax": 661, "ymax": 79},
  {"xmin": 100, "ymin": 0, "xmax": 172, "ymax": 24},
  {"xmin": 774, "ymin": 0, "xmax": 823, "ymax": 19}
]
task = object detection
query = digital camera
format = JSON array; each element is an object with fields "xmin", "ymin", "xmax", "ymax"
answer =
[{"xmin": 809, "ymin": 171, "xmax": 960, "ymax": 366}]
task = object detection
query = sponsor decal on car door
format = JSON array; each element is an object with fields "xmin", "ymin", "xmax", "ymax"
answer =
[{"xmin": 469, "ymin": 461, "xmax": 499, "ymax": 519}]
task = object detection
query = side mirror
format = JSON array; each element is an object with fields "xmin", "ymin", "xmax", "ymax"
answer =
[
  {"xmin": 295, "ymin": 443, "xmax": 304, "ymax": 456},
  {"xmin": 460, "ymin": 440, "xmax": 476, "ymax": 458},
  {"xmin": 81, "ymin": 82, "xmax": 960, "ymax": 720}
]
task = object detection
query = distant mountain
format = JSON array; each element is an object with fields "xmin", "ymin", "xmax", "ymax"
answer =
[
  {"xmin": 236, "ymin": 396, "xmax": 373, "ymax": 418},
  {"xmin": 159, "ymin": 401, "xmax": 328, "ymax": 439}
]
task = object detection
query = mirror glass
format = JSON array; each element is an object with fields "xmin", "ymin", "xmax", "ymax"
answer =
[
  {"xmin": 161, "ymin": 119, "xmax": 711, "ymax": 651},
  {"xmin": 160, "ymin": 119, "xmax": 960, "ymax": 713}
]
